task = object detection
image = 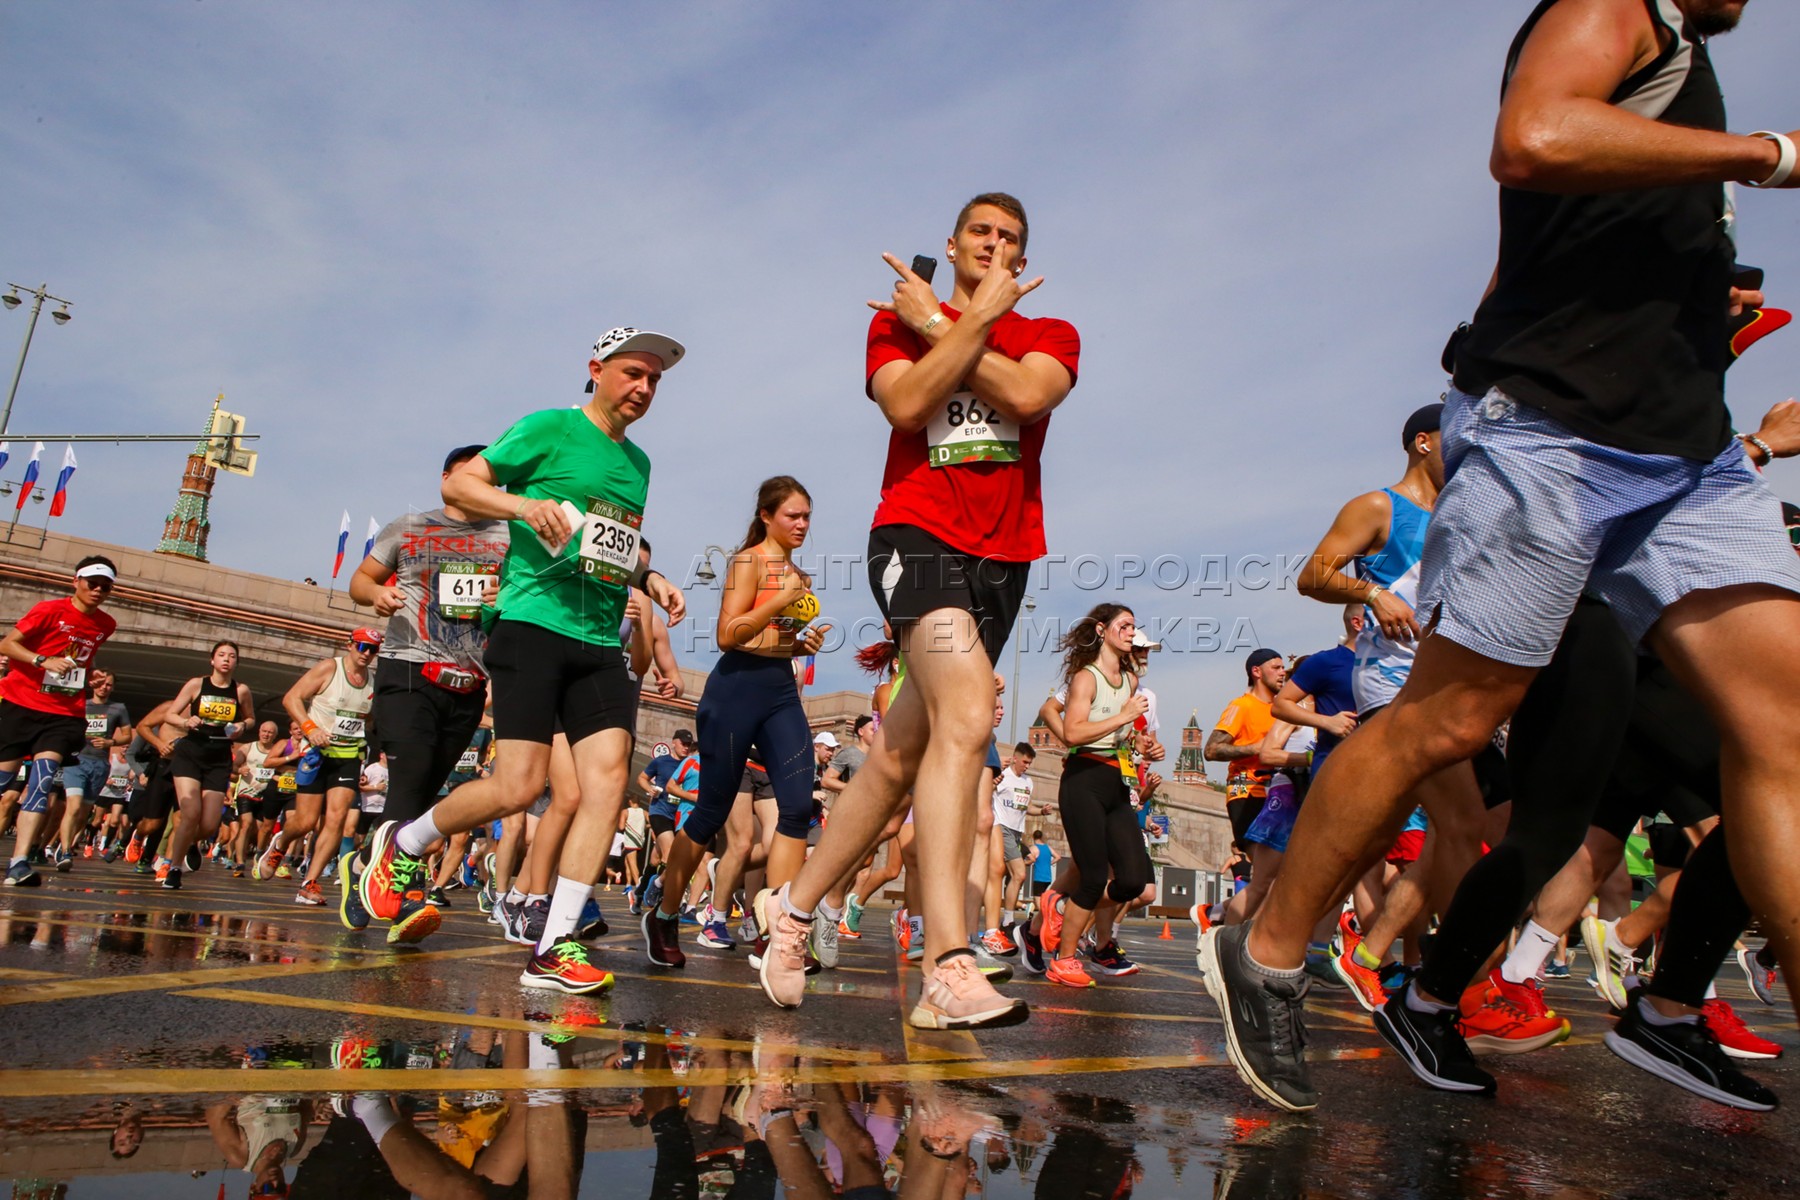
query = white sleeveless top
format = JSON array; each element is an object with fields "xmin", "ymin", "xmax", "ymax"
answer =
[
  {"xmin": 307, "ymin": 657, "xmax": 375, "ymax": 758},
  {"xmin": 1068, "ymin": 663, "xmax": 1135, "ymax": 755}
]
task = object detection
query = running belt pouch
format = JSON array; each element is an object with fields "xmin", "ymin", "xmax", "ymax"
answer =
[{"xmin": 295, "ymin": 747, "xmax": 323, "ymax": 787}]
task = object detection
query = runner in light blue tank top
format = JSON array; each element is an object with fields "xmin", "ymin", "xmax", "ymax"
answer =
[{"xmin": 1351, "ymin": 489, "xmax": 1432, "ymax": 712}]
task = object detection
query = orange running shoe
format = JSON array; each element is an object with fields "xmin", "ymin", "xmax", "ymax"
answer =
[
  {"xmin": 153, "ymin": 858, "xmax": 171, "ymax": 882},
  {"xmin": 1046, "ymin": 956, "xmax": 1096, "ymax": 989},
  {"xmin": 981, "ymin": 927, "xmax": 1017, "ymax": 957},
  {"xmin": 1336, "ymin": 908, "xmax": 1361, "ymax": 957},
  {"xmin": 893, "ymin": 906, "xmax": 911, "ymax": 956},
  {"xmin": 837, "ymin": 918, "xmax": 860, "ymax": 941},
  {"xmin": 1040, "ymin": 886, "xmax": 1066, "ymax": 954},
  {"xmin": 1456, "ymin": 970, "xmax": 1570, "ymax": 1055},
  {"xmin": 124, "ymin": 839, "xmax": 143, "ymax": 864},
  {"xmin": 521, "ymin": 936, "xmax": 616, "ymax": 994},
  {"xmin": 1334, "ymin": 949, "xmax": 1388, "ymax": 1013}
]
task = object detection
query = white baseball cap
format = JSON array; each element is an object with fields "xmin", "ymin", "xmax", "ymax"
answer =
[
  {"xmin": 585, "ymin": 327, "xmax": 685, "ymax": 391},
  {"xmin": 813, "ymin": 731, "xmax": 840, "ymax": 748},
  {"xmin": 1130, "ymin": 630, "xmax": 1162, "ymax": 650}
]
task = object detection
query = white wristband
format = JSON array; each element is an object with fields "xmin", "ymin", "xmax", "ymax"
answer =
[
  {"xmin": 1745, "ymin": 131, "xmax": 1796, "ymax": 189},
  {"xmin": 921, "ymin": 312, "xmax": 947, "ymax": 336}
]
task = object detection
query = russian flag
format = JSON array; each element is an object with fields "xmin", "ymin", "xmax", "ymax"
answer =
[
  {"xmin": 14, "ymin": 443, "xmax": 42, "ymax": 513},
  {"xmin": 48, "ymin": 445, "xmax": 77, "ymax": 517},
  {"xmin": 0, "ymin": 442, "xmax": 10, "ymax": 475},
  {"xmin": 331, "ymin": 510, "xmax": 351, "ymax": 578},
  {"xmin": 800, "ymin": 654, "xmax": 816, "ymax": 687},
  {"xmin": 363, "ymin": 516, "xmax": 379, "ymax": 563}
]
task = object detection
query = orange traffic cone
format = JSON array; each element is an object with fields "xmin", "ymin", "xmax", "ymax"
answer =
[{"xmin": 1158, "ymin": 919, "xmax": 1173, "ymax": 940}]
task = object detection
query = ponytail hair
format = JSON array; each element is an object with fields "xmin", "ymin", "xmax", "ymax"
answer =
[
  {"xmin": 736, "ymin": 475, "xmax": 812, "ymax": 553},
  {"xmin": 854, "ymin": 639, "xmax": 898, "ymax": 677}
]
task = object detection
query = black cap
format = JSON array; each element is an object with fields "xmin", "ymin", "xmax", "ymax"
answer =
[
  {"xmin": 1402, "ymin": 404, "xmax": 1443, "ymax": 452},
  {"xmin": 443, "ymin": 444, "xmax": 486, "ymax": 473},
  {"xmin": 1245, "ymin": 648, "xmax": 1282, "ymax": 679},
  {"xmin": 672, "ymin": 728, "xmax": 695, "ymax": 745}
]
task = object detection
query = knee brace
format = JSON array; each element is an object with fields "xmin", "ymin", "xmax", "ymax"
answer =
[
  {"xmin": 19, "ymin": 758, "xmax": 59, "ymax": 814},
  {"xmin": 0, "ymin": 764, "xmax": 18, "ymax": 795}
]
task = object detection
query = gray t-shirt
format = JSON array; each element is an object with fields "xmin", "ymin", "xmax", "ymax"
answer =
[
  {"xmin": 368, "ymin": 508, "xmax": 510, "ymax": 672},
  {"xmin": 80, "ymin": 700, "xmax": 131, "ymax": 762},
  {"xmin": 830, "ymin": 743, "xmax": 866, "ymax": 785}
]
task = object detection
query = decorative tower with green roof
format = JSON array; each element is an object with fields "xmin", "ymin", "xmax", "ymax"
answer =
[
  {"xmin": 1174, "ymin": 709, "xmax": 1208, "ymax": 784},
  {"xmin": 155, "ymin": 397, "xmax": 222, "ymax": 561}
]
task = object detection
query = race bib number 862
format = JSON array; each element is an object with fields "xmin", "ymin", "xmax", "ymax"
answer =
[{"xmin": 927, "ymin": 392, "xmax": 1020, "ymax": 468}]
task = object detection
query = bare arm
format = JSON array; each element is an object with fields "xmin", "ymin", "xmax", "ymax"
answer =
[
  {"xmin": 649, "ymin": 611, "xmax": 682, "ymax": 700},
  {"xmin": 1036, "ymin": 695, "xmax": 1066, "ymax": 746},
  {"xmin": 866, "ymin": 242, "xmax": 1061, "ymax": 432},
  {"xmin": 1256, "ymin": 718, "xmax": 1308, "ymax": 770},
  {"xmin": 1271, "ymin": 679, "xmax": 1358, "ymax": 741},
  {"xmin": 283, "ymin": 660, "xmax": 339, "ymax": 747},
  {"xmin": 1298, "ymin": 490, "xmax": 1422, "ymax": 644},
  {"xmin": 348, "ymin": 553, "xmax": 405, "ymax": 616},
  {"xmin": 1491, "ymin": 0, "xmax": 1789, "ymax": 192},
  {"xmin": 1061, "ymin": 671, "xmax": 1149, "ymax": 748},
  {"xmin": 0, "ymin": 624, "xmax": 74, "ymax": 674}
]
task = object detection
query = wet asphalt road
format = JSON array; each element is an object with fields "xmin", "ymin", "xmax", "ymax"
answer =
[{"xmin": 0, "ymin": 858, "xmax": 1795, "ymax": 1199}]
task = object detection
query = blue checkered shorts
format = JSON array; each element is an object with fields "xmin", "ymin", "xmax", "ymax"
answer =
[{"xmin": 1416, "ymin": 387, "xmax": 1800, "ymax": 667}]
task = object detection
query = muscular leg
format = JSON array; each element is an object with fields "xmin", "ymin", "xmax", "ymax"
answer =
[
  {"xmin": 303, "ymin": 789, "xmax": 356, "ymax": 885},
  {"xmin": 1650, "ymin": 584, "xmax": 1800, "ymax": 979}
]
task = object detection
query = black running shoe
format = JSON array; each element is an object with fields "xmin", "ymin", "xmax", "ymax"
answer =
[
  {"xmin": 1199, "ymin": 923, "xmax": 1318, "ymax": 1112},
  {"xmin": 427, "ymin": 885, "xmax": 451, "ymax": 907},
  {"xmin": 184, "ymin": 844, "xmax": 203, "ymax": 873},
  {"xmin": 1606, "ymin": 998, "xmax": 1778, "ymax": 1111},
  {"xmin": 1373, "ymin": 981, "xmax": 1495, "ymax": 1095},
  {"xmin": 521, "ymin": 899, "xmax": 549, "ymax": 947},
  {"xmin": 162, "ymin": 867, "xmax": 182, "ymax": 891}
]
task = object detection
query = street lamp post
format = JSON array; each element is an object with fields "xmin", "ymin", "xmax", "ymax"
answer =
[
  {"xmin": 2, "ymin": 283, "xmax": 74, "ymax": 439},
  {"xmin": 1008, "ymin": 594, "xmax": 1038, "ymax": 745}
]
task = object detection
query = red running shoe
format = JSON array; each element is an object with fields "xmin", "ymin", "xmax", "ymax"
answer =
[
  {"xmin": 1456, "ymin": 971, "xmax": 1571, "ymax": 1055},
  {"xmin": 1334, "ymin": 950, "xmax": 1388, "ymax": 1014},
  {"xmin": 1703, "ymin": 999, "xmax": 1783, "ymax": 1060},
  {"xmin": 1040, "ymin": 886, "xmax": 1066, "ymax": 954}
]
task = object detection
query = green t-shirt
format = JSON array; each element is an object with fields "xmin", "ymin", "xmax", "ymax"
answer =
[{"xmin": 482, "ymin": 407, "xmax": 650, "ymax": 647}]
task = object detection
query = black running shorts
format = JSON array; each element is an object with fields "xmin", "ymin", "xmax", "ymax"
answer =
[
  {"xmin": 170, "ymin": 738, "xmax": 236, "ymax": 792},
  {"xmin": 867, "ymin": 523, "xmax": 1028, "ymax": 668},
  {"xmin": 484, "ymin": 619, "xmax": 636, "ymax": 746}
]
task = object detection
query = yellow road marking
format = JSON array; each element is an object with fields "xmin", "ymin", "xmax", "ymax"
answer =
[
  {"xmin": 896, "ymin": 959, "xmax": 985, "ymax": 1063},
  {"xmin": 0, "ymin": 967, "xmax": 67, "ymax": 980},
  {"xmin": 0, "ymin": 944, "xmax": 516, "ymax": 1006},
  {"xmin": 176, "ymin": 987, "xmax": 891, "ymax": 1063},
  {"xmin": 2, "ymin": 914, "xmax": 396, "ymax": 957}
]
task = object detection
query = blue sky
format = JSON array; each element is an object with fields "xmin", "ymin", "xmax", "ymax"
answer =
[{"xmin": 7, "ymin": 2, "xmax": 1800, "ymax": 763}]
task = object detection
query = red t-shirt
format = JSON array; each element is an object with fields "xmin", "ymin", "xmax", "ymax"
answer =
[
  {"xmin": 866, "ymin": 305, "xmax": 1080, "ymax": 562},
  {"xmin": 0, "ymin": 598, "xmax": 117, "ymax": 717}
]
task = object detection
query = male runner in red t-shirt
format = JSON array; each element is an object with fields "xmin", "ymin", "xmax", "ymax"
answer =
[
  {"xmin": 756, "ymin": 192, "xmax": 1079, "ymax": 1028},
  {"xmin": 0, "ymin": 556, "xmax": 119, "ymax": 887}
]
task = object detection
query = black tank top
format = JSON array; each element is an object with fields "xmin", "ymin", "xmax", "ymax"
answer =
[
  {"xmin": 193, "ymin": 676, "xmax": 240, "ymax": 742},
  {"xmin": 1453, "ymin": 0, "xmax": 1734, "ymax": 462}
]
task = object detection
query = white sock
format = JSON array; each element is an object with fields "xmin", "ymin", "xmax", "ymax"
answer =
[
  {"xmin": 352, "ymin": 1095, "xmax": 402, "ymax": 1144},
  {"xmin": 816, "ymin": 899, "xmax": 843, "ymax": 923},
  {"xmin": 1704, "ymin": 979, "xmax": 1718, "ymax": 1001},
  {"xmin": 536, "ymin": 875, "xmax": 590, "ymax": 953},
  {"xmin": 1501, "ymin": 920, "xmax": 1560, "ymax": 984},
  {"xmin": 506, "ymin": 887, "xmax": 526, "ymax": 904},
  {"xmin": 396, "ymin": 811, "xmax": 446, "ymax": 858},
  {"xmin": 527, "ymin": 893, "xmax": 548, "ymax": 906},
  {"xmin": 1405, "ymin": 985, "xmax": 1455, "ymax": 1015}
]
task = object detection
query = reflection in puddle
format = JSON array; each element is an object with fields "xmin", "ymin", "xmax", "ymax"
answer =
[{"xmin": 0, "ymin": 1022, "xmax": 1190, "ymax": 1199}]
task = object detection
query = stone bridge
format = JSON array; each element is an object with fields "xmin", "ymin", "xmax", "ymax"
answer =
[{"xmin": 0, "ymin": 532, "xmax": 865, "ymax": 763}]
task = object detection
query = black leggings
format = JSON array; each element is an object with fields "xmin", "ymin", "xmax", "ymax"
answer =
[
  {"xmin": 1057, "ymin": 755, "xmax": 1152, "ymax": 912},
  {"xmin": 686, "ymin": 651, "xmax": 814, "ymax": 845}
]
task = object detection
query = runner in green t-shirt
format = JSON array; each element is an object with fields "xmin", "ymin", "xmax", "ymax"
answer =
[{"xmin": 361, "ymin": 327, "xmax": 687, "ymax": 995}]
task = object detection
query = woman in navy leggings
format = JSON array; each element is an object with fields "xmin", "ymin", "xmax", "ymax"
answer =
[{"xmin": 642, "ymin": 476, "xmax": 829, "ymax": 968}]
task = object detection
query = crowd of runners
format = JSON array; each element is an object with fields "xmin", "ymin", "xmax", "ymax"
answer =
[{"xmin": 3, "ymin": 0, "xmax": 1800, "ymax": 1146}]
